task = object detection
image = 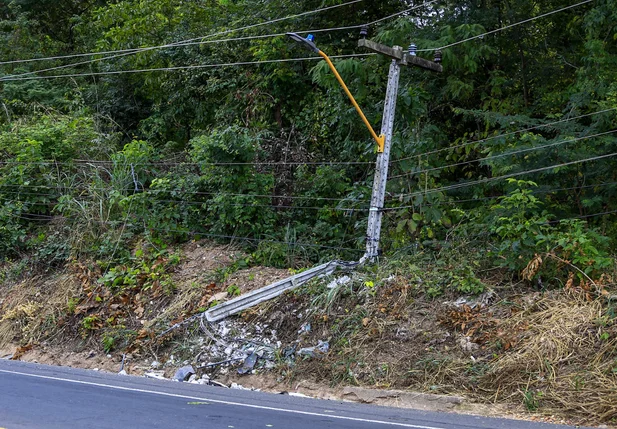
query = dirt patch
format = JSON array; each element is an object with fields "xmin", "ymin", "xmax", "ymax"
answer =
[
  {"xmin": 173, "ymin": 240, "xmax": 241, "ymax": 285},
  {"xmin": 223, "ymin": 267, "xmax": 290, "ymax": 294}
]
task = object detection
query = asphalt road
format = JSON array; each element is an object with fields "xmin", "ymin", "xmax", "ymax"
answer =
[{"xmin": 0, "ymin": 359, "xmax": 592, "ymax": 429}]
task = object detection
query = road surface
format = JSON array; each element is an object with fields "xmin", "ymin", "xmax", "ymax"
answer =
[{"xmin": 0, "ymin": 359, "xmax": 590, "ymax": 429}]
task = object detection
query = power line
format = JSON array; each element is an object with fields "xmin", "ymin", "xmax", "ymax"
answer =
[
  {"xmin": 6, "ymin": 178, "xmax": 616, "ymax": 215},
  {"xmin": 0, "ymin": 0, "xmax": 364, "ymax": 67},
  {"xmin": 0, "ymin": 0, "xmax": 436, "ymax": 81},
  {"xmin": 0, "ymin": 186, "xmax": 371, "ymax": 209},
  {"xmin": 394, "ymin": 150, "xmax": 617, "ymax": 199},
  {"xmin": 0, "ymin": 54, "xmax": 374, "ymax": 82},
  {"xmin": 417, "ymin": 0, "xmax": 595, "ymax": 52},
  {"xmin": 577, "ymin": 209, "xmax": 617, "ymax": 219},
  {"xmin": 390, "ymin": 107, "xmax": 617, "ymax": 164},
  {"xmin": 381, "ymin": 180, "xmax": 617, "ymax": 212},
  {"xmin": 2, "ymin": 211, "xmax": 364, "ymax": 253},
  {"xmin": 388, "ymin": 129, "xmax": 617, "ymax": 181},
  {"xmin": 0, "ymin": 158, "xmax": 375, "ymax": 166}
]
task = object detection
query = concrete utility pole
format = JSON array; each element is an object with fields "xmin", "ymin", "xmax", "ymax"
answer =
[{"xmin": 359, "ymin": 39, "xmax": 442, "ymax": 262}]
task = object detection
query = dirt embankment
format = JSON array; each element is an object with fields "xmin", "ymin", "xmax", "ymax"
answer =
[{"xmin": 1, "ymin": 242, "xmax": 616, "ymax": 427}]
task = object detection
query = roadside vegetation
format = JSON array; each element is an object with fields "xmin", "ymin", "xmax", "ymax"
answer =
[{"xmin": 0, "ymin": 0, "xmax": 616, "ymax": 424}]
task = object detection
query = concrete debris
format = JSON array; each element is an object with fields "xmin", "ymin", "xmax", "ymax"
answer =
[
  {"xmin": 198, "ymin": 358, "xmax": 243, "ymax": 370},
  {"xmin": 237, "ymin": 352, "xmax": 258, "ymax": 375},
  {"xmin": 144, "ymin": 371, "xmax": 167, "ymax": 380},
  {"xmin": 297, "ymin": 323, "xmax": 311, "ymax": 335},
  {"xmin": 287, "ymin": 392, "xmax": 311, "ymax": 398},
  {"xmin": 298, "ymin": 341, "xmax": 329, "ymax": 358},
  {"xmin": 230, "ymin": 382, "xmax": 250, "ymax": 391},
  {"xmin": 327, "ymin": 275, "xmax": 351, "ymax": 289},
  {"xmin": 458, "ymin": 336, "xmax": 480, "ymax": 353},
  {"xmin": 196, "ymin": 320, "xmax": 279, "ymax": 378},
  {"xmin": 446, "ymin": 290, "xmax": 497, "ymax": 309},
  {"xmin": 174, "ymin": 365, "xmax": 196, "ymax": 382}
]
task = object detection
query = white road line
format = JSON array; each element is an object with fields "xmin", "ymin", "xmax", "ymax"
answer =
[{"xmin": 0, "ymin": 368, "xmax": 444, "ymax": 429}]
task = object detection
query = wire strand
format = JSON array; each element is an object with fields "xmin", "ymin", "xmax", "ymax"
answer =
[
  {"xmin": 0, "ymin": 0, "xmax": 364, "ymax": 67},
  {"xmin": 394, "ymin": 151, "xmax": 617, "ymax": 199},
  {"xmin": 417, "ymin": 0, "xmax": 594, "ymax": 52},
  {"xmin": 388, "ymin": 129, "xmax": 617, "ymax": 181},
  {"xmin": 0, "ymin": 0, "xmax": 437, "ymax": 81},
  {"xmin": 390, "ymin": 107, "xmax": 617, "ymax": 164},
  {"xmin": 0, "ymin": 54, "xmax": 374, "ymax": 81},
  {"xmin": 381, "ymin": 180, "xmax": 617, "ymax": 211}
]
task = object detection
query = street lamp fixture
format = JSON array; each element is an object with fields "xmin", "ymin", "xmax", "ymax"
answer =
[{"xmin": 286, "ymin": 32, "xmax": 385, "ymax": 152}]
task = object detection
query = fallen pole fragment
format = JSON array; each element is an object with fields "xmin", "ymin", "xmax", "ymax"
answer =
[{"xmin": 204, "ymin": 260, "xmax": 357, "ymax": 322}]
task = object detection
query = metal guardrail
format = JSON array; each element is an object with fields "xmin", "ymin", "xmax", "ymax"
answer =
[{"xmin": 205, "ymin": 260, "xmax": 352, "ymax": 322}]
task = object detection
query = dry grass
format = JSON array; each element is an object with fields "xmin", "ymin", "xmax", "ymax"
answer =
[
  {"xmin": 144, "ymin": 283, "xmax": 204, "ymax": 330},
  {"xmin": 482, "ymin": 293, "xmax": 617, "ymax": 422},
  {"xmin": 0, "ymin": 274, "xmax": 80, "ymax": 348}
]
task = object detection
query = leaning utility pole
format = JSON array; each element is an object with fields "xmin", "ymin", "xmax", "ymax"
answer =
[{"xmin": 359, "ymin": 38, "xmax": 442, "ymax": 262}]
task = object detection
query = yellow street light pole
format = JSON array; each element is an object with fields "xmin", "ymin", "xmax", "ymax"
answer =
[{"xmin": 287, "ymin": 33, "xmax": 385, "ymax": 153}]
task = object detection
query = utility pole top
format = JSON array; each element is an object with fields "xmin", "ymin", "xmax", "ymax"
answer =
[{"xmin": 358, "ymin": 39, "xmax": 443, "ymax": 73}]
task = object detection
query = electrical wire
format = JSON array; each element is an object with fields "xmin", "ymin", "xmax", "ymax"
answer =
[
  {"xmin": 6, "ymin": 178, "xmax": 616, "ymax": 215},
  {"xmin": 0, "ymin": 0, "xmax": 364, "ymax": 67},
  {"xmin": 381, "ymin": 180, "xmax": 617, "ymax": 212},
  {"xmin": 390, "ymin": 107, "xmax": 617, "ymax": 164},
  {"xmin": 0, "ymin": 54, "xmax": 374, "ymax": 82},
  {"xmin": 0, "ymin": 158, "xmax": 375, "ymax": 166},
  {"xmin": 0, "ymin": 187, "xmax": 370, "ymax": 212},
  {"xmin": 417, "ymin": 0, "xmax": 595, "ymax": 52},
  {"xmin": 1, "ymin": 211, "xmax": 364, "ymax": 253},
  {"xmin": 0, "ymin": 183, "xmax": 372, "ymax": 204},
  {"xmin": 388, "ymin": 129, "xmax": 617, "ymax": 181},
  {"xmin": 0, "ymin": 0, "xmax": 437, "ymax": 81},
  {"xmin": 393, "ymin": 150, "xmax": 617, "ymax": 199}
]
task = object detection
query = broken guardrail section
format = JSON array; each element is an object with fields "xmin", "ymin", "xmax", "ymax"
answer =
[{"xmin": 205, "ymin": 260, "xmax": 357, "ymax": 322}]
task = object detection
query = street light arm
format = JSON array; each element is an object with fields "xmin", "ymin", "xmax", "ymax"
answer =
[{"xmin": 317, "ymin": 50, "xmax": 385, "ymax": 153}]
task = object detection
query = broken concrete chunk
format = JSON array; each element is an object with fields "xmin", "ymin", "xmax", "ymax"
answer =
[
  {"xmin": 144, "ymin": 371, "xmax": 167, "ymax": 380},
  {"xmin": 298, "ymin": 341, "xmax": 329, "ymax": 358},
  {"xmin": 327, "ymin": 275, "xmax": 351, "ymax": 289},
  {"xmin": 458, "ymin": 336, "xmax": 480, "ymax": 353},
  {"xmin": 237, "ymin": 352, "xmax": 258, "ymax": 375},
  {"xmin": 297, "ymin": 323, "xmax": 311, "ymax": 335},
  {"xmin": 208, "ymin": 291, "xmax": 229, "ymax": 304},
  {"xmin": 173, "ymin": 365, "xmax": 196, "ymax": 382}
]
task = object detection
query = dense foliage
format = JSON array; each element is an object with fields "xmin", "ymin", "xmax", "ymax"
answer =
[{"xmin": 0, "ymin": 0, "xmax": 615, "ymax": 283}]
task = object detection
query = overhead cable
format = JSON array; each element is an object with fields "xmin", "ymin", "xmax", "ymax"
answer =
[
  {"xmin": 388, "ymin": 129, "xmax": 617, "ymax": 181},
  {"xmin": 393, "ymin": 151, "xmax": 617, "ymax": 199},
  {"xmin": 0, "ymin": 0, "xmax": 436, "ymax": 81},
  {"xmin": 0, "ymin": 54, "xmax": 374, "ymax": 81},
  {"xmin": 391, "ymin": 106, "xmax": 617, "ymax": 164},
  {"xmin": 417, "ymin": 0, "xmax": 595, "ymax": 52},
  {"xmin": 0, "ymin": 0, "xmax": 364, "ymax": 66}
]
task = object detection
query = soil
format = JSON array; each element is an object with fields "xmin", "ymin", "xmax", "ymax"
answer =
[
  {"xmin": 223, "ymin": 267, "xmax": 290, "ymax": 294},
  {"xmin": 1, "ymin": 241, "xmax": 616, "ymax": 428},
  {"xmin": 172, "ymin": 241, "xmax": 239, "ymax": 285}
]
